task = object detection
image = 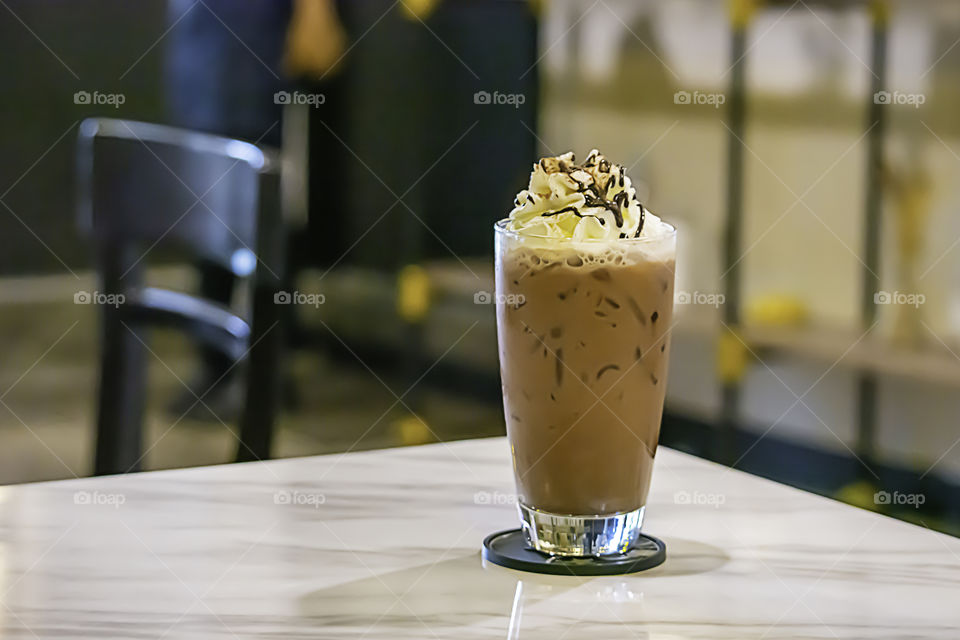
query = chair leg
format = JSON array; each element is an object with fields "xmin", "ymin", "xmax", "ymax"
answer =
[
  {"xmin": 236, "ymin": 286, "xmax": 284, "ymax": 462},
  {"xmin": 94, "ymin": 309, "xmax": 148, "ymax": 475}
]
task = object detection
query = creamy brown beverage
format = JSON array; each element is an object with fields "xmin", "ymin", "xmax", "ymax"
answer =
[{"xmin": 495, "ymin": 149, "xmax": 676, "ymax": 556}]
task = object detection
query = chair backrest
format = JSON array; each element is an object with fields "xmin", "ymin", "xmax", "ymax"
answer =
[{"xmin": 77, "ymin": 118, "xmax": 277, "ymax": 278}]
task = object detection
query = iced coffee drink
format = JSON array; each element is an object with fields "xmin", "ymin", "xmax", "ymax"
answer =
[{"xmin": 495, "ymin": 150, "xmax": 676, "ymax": 556}]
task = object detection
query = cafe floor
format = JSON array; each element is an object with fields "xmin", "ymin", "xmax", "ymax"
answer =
[{"xmin": 0, "ymin": 272, "xmax": 503, "ymax": 484}]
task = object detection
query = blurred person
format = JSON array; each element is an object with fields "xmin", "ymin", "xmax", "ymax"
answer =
[
  {"xmin": 165, "ymin": 0, "xmax": 291, "ymax": 146},
  {"xmin": 163, "ymin": 0, "xmax": 345, "ymax": 418}
]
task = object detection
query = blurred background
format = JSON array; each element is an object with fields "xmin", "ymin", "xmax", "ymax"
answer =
[{"xmin": 1, "ymin": 0, "xmax": 959, "ymax": 535}]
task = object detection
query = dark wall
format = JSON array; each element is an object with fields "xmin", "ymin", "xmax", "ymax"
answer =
[
  {"xmin": 0, "ymin": 0, "xmax": 167, "ymax": 275},
  {"xmin": 325, "ymin": 0, "xmax": 538, "ymax": 270},
  {"xmin": 0, "ymin": 0, "xmax": 537, "ymax": 276}
]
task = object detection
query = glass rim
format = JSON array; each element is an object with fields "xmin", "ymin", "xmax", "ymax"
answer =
[{"xmin": 494, "ymin": 217, "xmax": 676, "ymax": 244}]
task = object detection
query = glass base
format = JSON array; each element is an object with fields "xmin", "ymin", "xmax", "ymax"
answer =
[{"xmin": 518, "ymin": 503, "xmax": 644, "ymax": 557}]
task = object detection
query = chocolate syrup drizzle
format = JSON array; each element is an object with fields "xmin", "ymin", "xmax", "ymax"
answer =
[{"xmin": 535, "ymin": 150, "xmax": 647, "ymax": 237}]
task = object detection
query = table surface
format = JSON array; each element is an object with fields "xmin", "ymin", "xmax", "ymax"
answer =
[{"xmin": 0, "ymin": 437, "xmax": 957, "ymax": 639}]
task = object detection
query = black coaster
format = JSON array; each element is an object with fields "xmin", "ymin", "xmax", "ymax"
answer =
[{"xmin": 482, "ymin": 528, "xmax": 666, "ymax": 576}]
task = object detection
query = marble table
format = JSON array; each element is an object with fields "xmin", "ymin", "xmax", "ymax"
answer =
[{"xmin": 0, "ymin": 437, "xmax": 957, "ymax": 638}]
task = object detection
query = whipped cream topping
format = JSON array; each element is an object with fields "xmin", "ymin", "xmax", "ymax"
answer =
[{"xmin": 508, "ymin": 150, "xmax": 668, "ymax": 241}]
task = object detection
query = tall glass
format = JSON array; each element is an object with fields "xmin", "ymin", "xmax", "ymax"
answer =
[{"xmin": 494, "ymin": 219, "xmax": 677, "ymax": 556}]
